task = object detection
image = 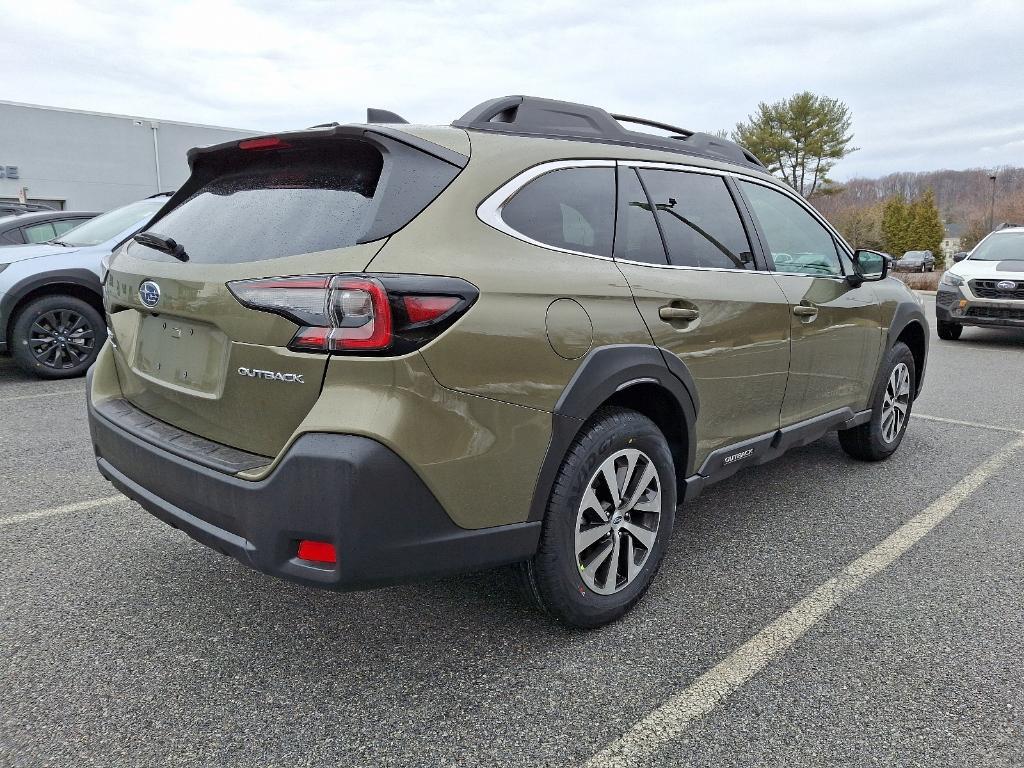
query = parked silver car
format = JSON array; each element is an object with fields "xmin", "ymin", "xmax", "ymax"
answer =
[{"xmin": 0, "ymin": 194, "xmax": 169, "ymax": 378}]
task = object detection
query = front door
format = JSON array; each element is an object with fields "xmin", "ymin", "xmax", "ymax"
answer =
[
  {"xmin": 736, "ymin": 180, "xmax": 883, "ymax": 425},
  {"xmin": 614, "ymin": 165, "xmax": 792, "ymax": 469}
]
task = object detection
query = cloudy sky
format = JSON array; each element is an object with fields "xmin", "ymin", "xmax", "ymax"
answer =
[{"xmin": 3, "ymin": 0, "xmax": 1022, "ymax": 179}]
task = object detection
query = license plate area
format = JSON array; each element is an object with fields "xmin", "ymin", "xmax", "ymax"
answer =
[{"xmin": 133, "ymin": 314, "xmax": 229, "ymax": 396}]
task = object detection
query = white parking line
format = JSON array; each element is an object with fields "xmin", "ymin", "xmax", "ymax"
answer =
[
  {"xmin": 584, "ymin": 433, "xmax": 1024, "ymax": 768},
  {"xmin": 0, "ymin": 495, "xmax": 124, "ymax": 527},
  {"xmin": 914, "ymin": 413, "xmax": 1024, "ymax": 435},
  {"xmin": 0, "ymin": 388, "xmax": 85, "ymax": 404}
]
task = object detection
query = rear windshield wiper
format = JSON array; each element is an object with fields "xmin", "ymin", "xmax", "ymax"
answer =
[{"xmin": 133, "ymin": 231, "xmax": 189, "ymax": 262}]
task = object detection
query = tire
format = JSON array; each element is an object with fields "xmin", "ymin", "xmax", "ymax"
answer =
[
  {"xmin": 518, "ymin": 407, "xmax": 677, "ymax": 628},
  {"xmin": 10, "ymin": 295, "xmax": 104, "ymax": 379},
  {"xmin": 838, "ymin": 341, "xmax": 916, "ymax": 462},
  {"xmin": 937, "ymin": 321, "xmax": 962, "ymax": 341}
]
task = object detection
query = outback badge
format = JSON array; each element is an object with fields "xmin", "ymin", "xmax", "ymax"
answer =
[{"xmin": 237, "ymin": 366, "xmax": 305, "ymax": 384}]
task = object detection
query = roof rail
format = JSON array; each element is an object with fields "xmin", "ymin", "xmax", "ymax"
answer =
[{"xmin": 452, "ymin": 95, "xmax": 765, "ymax": 169}]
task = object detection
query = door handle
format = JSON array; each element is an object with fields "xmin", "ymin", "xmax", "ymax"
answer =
[
  {"xmin": 659, "ymin": 306, "xmax": 700, "ymax": 321},
  {"xmin": 792, "ymin": 305, "xmax": 818, "ymax": 317}
]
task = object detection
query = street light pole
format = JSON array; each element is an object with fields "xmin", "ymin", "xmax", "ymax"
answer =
[{"xmin": 989, "ymin": 173, "xmax": 997, "ymax": 232}]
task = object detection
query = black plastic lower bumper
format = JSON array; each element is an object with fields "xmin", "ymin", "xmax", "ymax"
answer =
[
  {"xmin": 936, "ymin": 289, "xmax": 1024, "ymax": 328},
  {"xmin": 88, "ymin": 390, "xmax": 540, "ymax": 591}
]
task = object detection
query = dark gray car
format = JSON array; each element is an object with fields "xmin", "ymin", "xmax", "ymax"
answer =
[
  {"xmin": 0, "ymin": 210, "xmax": 99, "ymax": 246},
  {"xmin": 895, "ymin": 250, "xmax": 936, "ymax": 272}
]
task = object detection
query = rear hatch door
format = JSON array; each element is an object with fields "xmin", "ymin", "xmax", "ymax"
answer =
[{"xmin": 105, "ymin": 128, "xmax": 465, "ymax": 458}]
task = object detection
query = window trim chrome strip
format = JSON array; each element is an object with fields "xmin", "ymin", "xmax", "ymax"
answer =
[
  {"xmin": 476, "ymin": 159, "xmax": 618, "ymax": 262},
  {"xmin": 476, "ymin": 157, "xmax": 856, "ymax": 277}
]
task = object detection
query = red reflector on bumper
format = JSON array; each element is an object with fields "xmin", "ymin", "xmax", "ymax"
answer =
[{"xmin": 297, "ymin": 540, "xmax": 336, "ymax": 564}]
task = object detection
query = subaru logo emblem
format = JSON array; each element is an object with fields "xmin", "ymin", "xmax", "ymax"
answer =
[
  {"xmin": 996, "ymin": 280, "xmax": 1016, "ymax": 291},
  {"xmin": 139, "ymin": 280, "xmax": 161, "ymax": 308}
]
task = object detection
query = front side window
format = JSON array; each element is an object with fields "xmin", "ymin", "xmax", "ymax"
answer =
[
  {"xmin": 638, "ymin": 169, "xmax": 754, "ymax": 269},
  {"xmin": 53, "ymin": 219, "xmax": 87, "ymax": 236},
  {"xmin": 501, "ymin": 167, "xmax": 615, "ymax": 257},
  {"xmin": 739, "ymin": 181, "xmax": 842, "ymax": 277},
  {"xmin": 23, "ymin": 222, "xmax": 57, "ymax": 243}
]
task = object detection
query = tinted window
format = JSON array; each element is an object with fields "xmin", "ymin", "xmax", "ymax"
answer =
[
  {"xmin": 501, "ymin": 167, "xmax": 614, "ymax": 257},
  {"xmin": 638, "ymin": 169, "xmax": 754, "ymax": 269},
  {"xmin": 59, "ymin": 199, "xmax": 164, "ymax": 247},
  {"xmin": 133, "ymin": 142, "xmax": 383, "ymax": 264},
  {"xmin": 23, "ymin": 222, "xmax": 57, "ymax": 243},
  {"xmin": 614, "ymin": 168, "xmax": 667, "ymax": 265},
  {"xmin": 739, "ymin": 181, "xmax": 842, "ymax": 276}
]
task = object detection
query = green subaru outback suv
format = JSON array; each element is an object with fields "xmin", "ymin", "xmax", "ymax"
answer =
[{"xmin": 88, "ymin": 96, "xmax": 927, "ymax": 627}]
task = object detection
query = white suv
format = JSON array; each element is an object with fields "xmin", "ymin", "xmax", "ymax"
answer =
[{"xmin": 936, "ymin": 227, "xmax": 1024, "ymax": 340}]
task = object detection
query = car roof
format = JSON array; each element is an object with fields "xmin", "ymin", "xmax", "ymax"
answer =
[{"xmin": 0, "ymin": 210, "xmax": 99, "ymax": 228}]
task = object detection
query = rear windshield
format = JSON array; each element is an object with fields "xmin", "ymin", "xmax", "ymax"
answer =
[
  {"xmin": 59, "ymin": 199, "xmax": 164, "ymax": 247},
  {"xmin": 131, "ymin": 142, "xmax": 384, "ymax": 264}
]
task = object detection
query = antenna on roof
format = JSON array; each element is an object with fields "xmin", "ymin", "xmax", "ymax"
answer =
[{"xmin": 367, "ymin": 108, "xmax": 409, "ymax": 124}]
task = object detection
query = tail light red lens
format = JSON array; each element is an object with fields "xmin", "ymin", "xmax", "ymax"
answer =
[
  {"xmin": 297, "ymin": 539, "xmax": 336, "ymax": 564},
  {"xmin": 227, "ymin": 272, "xmax": 478, "ymax": 355},
  {"xmin": 403, "ymin": 295, "xmax": 460, "ymax": 324}
]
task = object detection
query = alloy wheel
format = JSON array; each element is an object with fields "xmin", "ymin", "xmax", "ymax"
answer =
[
  {"xmin": 574, "ymin": 448, "xmax": 662, "ymax": 595},
  {"xmin": 881, "ymin": 362, "xmax": 911, "ymax": 443},
  {"xmin": 28, "ymin": 309, "xmax": 97, "ymax": 370}
]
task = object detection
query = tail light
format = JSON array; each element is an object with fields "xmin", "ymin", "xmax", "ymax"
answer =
[{"xmin": 227, "ymin": 273, "xmax": 477, "ymax": 355}]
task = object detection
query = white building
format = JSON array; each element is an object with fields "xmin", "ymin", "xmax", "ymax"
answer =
[
  {"xmin": 0, "ymin": 101, "xmax": 261, "ymax": 212},
  {"xmin": 941, "ymin": 223, "xmax": 964, "ymax": 258}
]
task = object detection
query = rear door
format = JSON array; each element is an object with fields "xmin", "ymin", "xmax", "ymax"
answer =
[
  {"xmin": 106, "ymin": 132, "xmax": 462, "ymax": 458},
  {"xmin": 614, "ymin": 165, "xmax": 792, "ymax": 468},
  {"xmin": 735, "ymin": 179, "xmax": 882, "ymax": 425}
]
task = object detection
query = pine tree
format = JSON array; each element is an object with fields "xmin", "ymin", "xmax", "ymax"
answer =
[
  {"xmin": 881, "ymin": 196, "xmax": 909, "ymax": 256},
  {"xmin": 907, "ymin": 189, "xmax": 945, "ymax": 268},
  {"xmin": 733, "ymin": 91, "xmax": 857, "ymax": 197}
]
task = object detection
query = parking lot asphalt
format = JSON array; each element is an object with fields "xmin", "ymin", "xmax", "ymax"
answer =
[{"xmin": 2, "ymin": 295, "xmax": 1023, "ymax": 767}]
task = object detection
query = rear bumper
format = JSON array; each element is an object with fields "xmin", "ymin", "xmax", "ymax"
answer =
[{"xmin": 88, "ymin": 378, "xmax": 540, "ymax": 591}]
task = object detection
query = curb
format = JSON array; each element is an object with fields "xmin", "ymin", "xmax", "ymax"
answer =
[{"xmin": 914, "ymin": 290, "xmax": 937, "ymax": 296}]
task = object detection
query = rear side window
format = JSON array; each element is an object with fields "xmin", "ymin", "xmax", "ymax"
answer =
[
  {"xmin": 501, "ymin": 167, "xmax": 614, "ymax": 257},
  {"xmin": 638, "ymin": 169, "xmax": 754, "ymax": 270}
]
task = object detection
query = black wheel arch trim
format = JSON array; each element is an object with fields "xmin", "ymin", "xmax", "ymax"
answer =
[
  {"xmin": 878, "ymin": 301, "xmax": 929, "ymax": 402},
  {"xmin": 0, "ymin": 268, "xmax": 104, "ymax": 347},
  {"xmin": 527, "ymin": 344, "xmax": 699, "ymax": 523}
]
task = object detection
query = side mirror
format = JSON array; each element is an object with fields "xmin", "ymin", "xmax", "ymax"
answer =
[
  {"xmin": 848, "ymin": 249, "xmax": 889, "ymax": 285},
  {"xmin": 952, "ymin": 252, "xmax": 968, "ymax": 263}
]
